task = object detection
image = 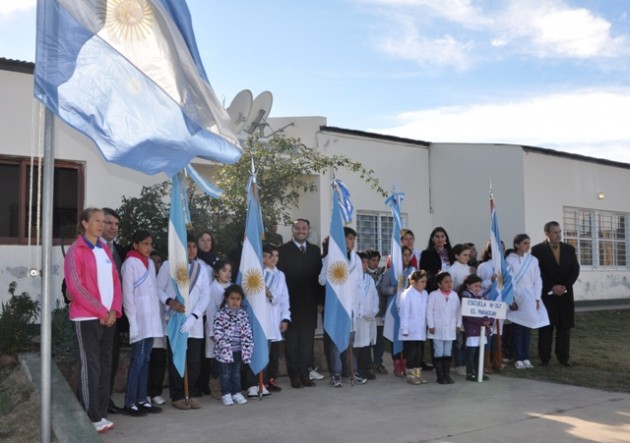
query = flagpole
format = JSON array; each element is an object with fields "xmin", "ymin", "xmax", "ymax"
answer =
[{"xmin": 39, "ymin": 104, "xmax": 55, "ymax": 443}]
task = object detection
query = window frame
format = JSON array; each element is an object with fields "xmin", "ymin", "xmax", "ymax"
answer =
[
  {"xmin": 563, "ymin": 206, "xmax": 628, "ymax": 270},
  {"xmin": 0, "ymin": 155, "xmax": 84, "ymax": 246},
  {"xmin": 356, "ymin": 210, "xmax": 408, "ymax": 255}
]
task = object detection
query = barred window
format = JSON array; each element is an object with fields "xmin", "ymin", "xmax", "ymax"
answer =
[
  {"xmin": 356, "ymin": 211, "xmax": 408, "ymax": 255},
  {"xmin": 563, "ymin": 207, "xmax": 628, "ymax": 268}
]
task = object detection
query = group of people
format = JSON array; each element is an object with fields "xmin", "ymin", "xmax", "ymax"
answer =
[{"xmin": 63, "ymin": 208, "xmax": 580, "ymax": 434}]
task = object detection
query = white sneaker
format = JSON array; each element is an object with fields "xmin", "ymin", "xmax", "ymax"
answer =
[
  {"xmin": 309, "ymin": 368, "xmax": 325, "ymax": 380},
  {"xmin": 232, "ymin": 393, "xmax": 248, "ymax": 404},
  {"xmin": 221, "ymin": 394, "xmax": 234, "ymax": 406},
  {"xmin": 515, "ymin": 360, "xmax": 526, "ymax": 370},
  {"xmin": 93, "ymin": 418, "xmax": 114, "ymax": 433},
  {"xmin": 523, "ymin": 359, "xmax": 534, "ymax": 369},
  {"xmin": 151, "ymin": 395, "xmax": 166, "ymax": 405}
]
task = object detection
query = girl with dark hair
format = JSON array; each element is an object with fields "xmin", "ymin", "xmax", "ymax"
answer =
[
  {"xmin": 419, "ymin": 227, "xmax": 454, "ymax": 292},
  {"xmin": 121, "ymin": 230, "xmax": 164, "ymax": 416}
]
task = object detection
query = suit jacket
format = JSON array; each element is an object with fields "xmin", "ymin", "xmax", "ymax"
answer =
[
  {"xmin": 277, "ymin": 241, "xmax": 323, "ymax": 330},
  {"xmin": 531, "ymin": 241, "xmax": 580, "ymax": 328}
]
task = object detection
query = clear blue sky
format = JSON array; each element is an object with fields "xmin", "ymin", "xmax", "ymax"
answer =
[{"xmin": 3, "ymin": 0, "xmax": 630, "ymax": 162}]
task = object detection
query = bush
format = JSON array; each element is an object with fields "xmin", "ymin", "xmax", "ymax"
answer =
[
  {"xmin": 51, "ymin": 301, "xmax": 77, "ymax": 363},
  {"xmin": 0, "ymin": 282, "xmax": 40, "ymax": 355}
]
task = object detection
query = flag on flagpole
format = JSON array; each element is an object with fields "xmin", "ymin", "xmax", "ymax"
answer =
[
  {"xmin": 166, "ymin": 171, "xmax": 190, "ymax": 377},
  {"xmin": 488, "ymin": 190, "xmax": 515, "ymax": 305},
  {"xmin": 34, "ymin": 0, "xmax": 242, "ymax": 176},
  {"xmin": 323, "ymin": 180, "xmax": 354, "ymax": 352},
  {"xmin": 237, "ymin": 172, "xmax": 269, "ymax": 375},
  {"xmin": 382, "ymin": 189, "xmax": 405, "ymax": 355}
]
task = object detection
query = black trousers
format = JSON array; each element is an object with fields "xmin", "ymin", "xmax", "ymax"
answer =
[
  {"xmin": 147, "ymin": 347, "xmax": 167, "ymax": 398},
  {"xmin": 403, "ymin": 340, "xmax": 425, "ymax": 369},
  {"xmin": 75, "ymin": 320, "xmax": 115, "ymax": 422},
  {"xmin": 167, "ymin": 337, "xmax": 203, "ymax": 401},
  {"xmin": 284, "ymin": 327, "xmax": 314, "ymax": 379},
  {"xmin": 538, "ymin": 324, "xmax": 571, "ymax": 364}
]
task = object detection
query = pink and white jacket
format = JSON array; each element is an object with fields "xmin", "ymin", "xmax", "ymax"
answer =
[{"xmin": 64, "ymin": 236, "xmax": 122, "ymax": 321}]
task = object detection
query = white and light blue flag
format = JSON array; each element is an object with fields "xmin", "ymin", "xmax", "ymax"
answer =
[
  {"xmin": 323, "ymin": 181, "xmax": 354, "ymax": 353},
  {"xmin": 166, "ymin": 171, "xmax": 190, "ymax": 377},
  {"xmin": 237, "ymin": 175, "xmax": 269, "ymax": 375},
  {"xmin": 488, "ymin": 191, "xmax": 515, "ymax": 306},
  {"xmin": 34, "ymin": 0, "xmax": 242, "ymax": 176},
  {"xmin": 383, "ymin": 190, "xmax": 405, "ymax": 355}
]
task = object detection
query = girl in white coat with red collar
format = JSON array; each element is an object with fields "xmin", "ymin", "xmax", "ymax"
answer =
[{"xmin": 427, "ymin": 272, "xmax": 462, "ymax": 384}]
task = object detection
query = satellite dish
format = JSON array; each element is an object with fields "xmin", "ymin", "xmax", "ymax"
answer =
[
  {"xmin": 226, "ymin": 89, "xmax": 253, "ymax": 135},
  {"xmin": 244, "ymin": 91, "xmax": 273, "ymax": 135}
]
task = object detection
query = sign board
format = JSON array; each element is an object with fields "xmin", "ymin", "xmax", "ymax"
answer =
[{"xmin": 461, "ymin": 298, "xmax": 507, "ymax": 320}]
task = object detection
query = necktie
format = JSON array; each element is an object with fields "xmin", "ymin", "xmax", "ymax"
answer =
[{"xmin": 299, "ymin": 245, "xmax": 305, "ymax": 253}]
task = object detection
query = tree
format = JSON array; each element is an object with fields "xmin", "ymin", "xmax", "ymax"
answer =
[{"xmin": 116, "ymin": 134, "xmax": 385, "ymax": 257}]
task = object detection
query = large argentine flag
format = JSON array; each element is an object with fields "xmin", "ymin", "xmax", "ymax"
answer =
[
  {"xmin": 488, "ymin": 192, "xmax": 515, "ymax": 306},
  {"xmin": 382, "ymin": 191, "xmax": 405, "ymax": 355},
  {"xmin": 34, "ymin": 0, "xmax": 242, "ymax": 176},
  {"xmin": 237, "ymin": 177, "xmax": 269, "ymax": 375},
  {"xmin": 323, "ymin": 185, "xmax": 353, "ymax": 353},
  {"xmin": 166, "ymin": 171, "xmax": 190, "ymax": 377}
]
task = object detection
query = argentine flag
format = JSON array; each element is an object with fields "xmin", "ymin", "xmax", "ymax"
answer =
[
  {"xmin": 488, "ymin": 191, "xmax": 515, "ymax": 305},
  {"xmin": 323, "ymin": 185, "xmax": 354, "ymax": 353},
  {"xmin": 237, "ymin": 176, "xmax": 269, "ymax": 375},
  {"xmin": 34, "ymin": 0, "xmax": 242, "ymax": 176},
  {"xmin": 166, "ymin": 171, "xmax": 190, "ymax": 377},
  {"xmin": 382, "ymin": 191, "xmax": 405, "ymax": 355}
]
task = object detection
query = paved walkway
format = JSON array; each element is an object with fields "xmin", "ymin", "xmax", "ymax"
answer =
[{"xmin": 100, "ymin": 365, "xmax": 630, "ymax": 443}]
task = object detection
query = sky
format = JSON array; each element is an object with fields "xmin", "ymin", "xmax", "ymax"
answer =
[{"xmin": 2, "ymin": 0, "xmax": 630, "ymax": 162}]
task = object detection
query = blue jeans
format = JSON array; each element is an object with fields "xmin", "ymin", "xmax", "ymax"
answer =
[
  {"xmin": 432, "ymin": 339, "xmax": 453, "ymax": 358},
  {"xmin": 453, "ymin": 332, "xmax": 466, "ymax": 366},
  {"xmin": 512, "ymin": 324, "xmax": 531, "ymax": 361},
  {"xmin": 329, "ymin": 333, "xmax": 357, "ymax": 377},
  {"xmin": 125, "ymin": 337, "xmax": 153, "ymax": 406},
  {"xmin": 220, "ymin": 351, "xmax": 242, "ymax": 396}
]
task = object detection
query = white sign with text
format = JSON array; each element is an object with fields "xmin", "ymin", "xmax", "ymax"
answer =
[{"xmin": 461, "ymin": 298, "xmax": 507, "ymax": 320}]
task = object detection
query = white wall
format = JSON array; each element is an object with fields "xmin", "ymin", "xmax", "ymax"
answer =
[
  {"xmin": 523, "ymin": 149, "xmax": 630, "ymax": 301},
  {"xmin": 429, "ymin": 143, "xmax": 526, "ymax": 251}
]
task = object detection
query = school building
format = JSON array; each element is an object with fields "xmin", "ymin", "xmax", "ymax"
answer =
[{"xmin": 2, "ymin": 57, "xmax": 630, "ymax": 306}]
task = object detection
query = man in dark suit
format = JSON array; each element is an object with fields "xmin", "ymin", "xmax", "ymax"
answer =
[
  {"xmin": 277, "ymin": 219, "xmax": 324, "ymax": 388},
  {"xmin": 531, "ymin": 221, "xmax": 580, "ymax": 367},
  {"xmin": 102, "ymin": 207, "xmax": 127, "ymax": 412}
]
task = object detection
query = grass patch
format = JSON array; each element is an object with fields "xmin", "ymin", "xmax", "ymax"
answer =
[
  {"xmin": 499, "ymin": 310, "xmax": 630, "ymax": 393},
  {"xmin": 0, "ymin": 362, "xmax": 41, "ymax": 443}
]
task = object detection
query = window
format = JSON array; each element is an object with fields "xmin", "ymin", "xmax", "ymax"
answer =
[
  {"xmin": 356, "ymin": 211, "xmax": 408, "ymax": 254},
  {"xmin": 0, "ymin": 155, "xmax": 84, "ymax": 245},
  {"xmin": 563, "ymin": 207, "xmax": 628, "ymax": 268}
]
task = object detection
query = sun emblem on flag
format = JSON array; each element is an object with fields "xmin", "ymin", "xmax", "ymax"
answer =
[
  {"xmin": 242, "ymin": 268, "xmax": 265, "ymax": 296},
  {"xmin": 397, "ymin": 274, "xmax": 404, "ymax": 288},
  {"xmin": 174, "ymin": 263, "xmax": 189, "ymax": 286},
  {"xmin": 99, "ymin": 0, "xmax": 153, "ymax": 41},
  {"xmin": 328, "ymin": 261, "xmax": 349, "ymax": 285}
]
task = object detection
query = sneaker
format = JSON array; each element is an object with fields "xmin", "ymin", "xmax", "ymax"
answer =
[
  {"xmin": 151, "ymin": 395, "xmax": 166, "ymax": 406},
  {"xmin": 247, "ymin": 385, "xmax": 271, "ymax": 398},
  {"xmin": 189, "ymin": 398, "xmax": 202, "ymax": 409},
  {"xmin": 232, "ymin": 393, "xmax": 248, "ymax": 405},
  {"xmin": 266, "ymin": 378, "xmax": 282, "ymax": 392},
  {"xmin": 514, "ymin": 360, "xmax": 526, "ymax": 370},
  {"xmin": 172, "ymin": 399, "xmax": 191, "ymax": 410},
  {"xmin": 466, "ymin": 373, "xmax": 477, "ymax": 382},
  {"xmin": 352, "ymin": 374, "xmax": 368, "ymax": 385},
  {"xmin": 309, "ymin": 367, "xmax": 325, "ymax": 380},
  {"xmin": 330, "ymin": 376, "xmax": 342, "ymax": 388},
  {"xmin": 523, "ymin": 359, "xmax": 535, "ymax": 369},
  {"xmin": 455, "ymin": 366, "xmax": 467, "ymax": 376},
  {"xmin": 93, "ymin": 418, "xmax": 114, "ymax": 433},
  {"xmin": 221, "ymin": 394, "xmax": 234, "ymax": 406},
  {"xmin": 138, "ymin": 401, "xmax": 162, "ymax": 414},
  {"xmin": 123, "ymin": 403, "xmax": 147, "ymax": 416}
]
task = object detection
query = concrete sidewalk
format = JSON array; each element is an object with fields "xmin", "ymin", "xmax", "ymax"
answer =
[{"xmin": 100, "ymin": 367, "xmax": 630, "ymax": 443}]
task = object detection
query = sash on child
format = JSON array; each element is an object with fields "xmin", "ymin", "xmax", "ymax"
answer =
[
  {"xmin": 133, "ymin": 268, "xmax": 150, "ymax": 289},
  {"xmin": 513, "ymin": 254, "xmax": 533, "ymax": 288}
]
